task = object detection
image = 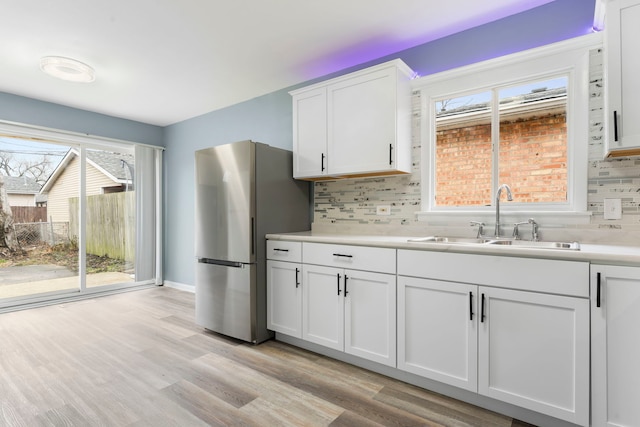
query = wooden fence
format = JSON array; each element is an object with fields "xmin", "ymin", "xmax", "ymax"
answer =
[
  {"xmin": 11, "ymin": 206, "xmax": 47, "ymax": 223},
  {"xmin": 69, "ymin": 192, "xmax": 135, "ymax": 262}
]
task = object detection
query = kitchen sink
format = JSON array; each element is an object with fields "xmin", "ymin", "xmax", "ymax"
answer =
[
  {"xmin": 407, "ymin": 236, "xmax": 489, "ymax": 244},
  {"xmin": 485, "ymin": 240, "xmax": 580, "ymax": 250},
  {"xmin": 407, "ymin": 236, "xmax": 580, "ymax": 251}
]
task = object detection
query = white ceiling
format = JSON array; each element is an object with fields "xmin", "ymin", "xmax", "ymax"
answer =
[{"xmin": 1, "ymin": 1, "xmax": 557, "ymax": 127}]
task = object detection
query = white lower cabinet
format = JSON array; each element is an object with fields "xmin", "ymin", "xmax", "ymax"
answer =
[
  {"xmin": 266, "ymin": 260, "xmax": 302, "ymax": 338},
  {"xmin": 397, "ymin": 249, "xmax": 590, "ymax": 426},
  {"xmin": 591, "ymin": 264, "xmax": 640, "ymax": 427},
  {"xmin": 398, "ymin": 276, "xmax": 478, "ymax": 392},
  {"xmin": 478, "ymin": 286, "xmax": 589, "ymax": 427},
  {"xmin": 269, "ymin": 241, "xmax": 597, "ymax": 425},
  {"xmin": 302, "ymin": 264, "xmax": 396, "ymax": 367},
  {"xmin": 266, "ymin": 241, "xmax": 303, "ymax": 338},
  {"xmin": 268, "ymin": 240, "xmax": 397, "ymax": 367},
  {"xmin": 301, "ymin": 264, "xmax": 343, "ymax": 349}
]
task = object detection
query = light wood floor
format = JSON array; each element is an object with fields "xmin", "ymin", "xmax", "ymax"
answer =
[{"xmin": 0, "ymin": 287, "xmax": 535, "ymax": 426}]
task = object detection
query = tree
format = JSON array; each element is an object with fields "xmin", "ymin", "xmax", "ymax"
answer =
[
  {"xmin": 0, "ymin": 151, "xmax": 54, "ymax": 186},
  {"xmin": 0, "ymin": 174, "xmax": 18, "ymax": 251},
  {"xmin": 0, "ymin": 150, "xmax": 54, "ymax": 252},
  {"xmin": 0, "ymin": 148, "xmax": 56, "ymax": 252}
]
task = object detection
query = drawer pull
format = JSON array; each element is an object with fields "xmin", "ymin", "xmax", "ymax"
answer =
[
  {"xmin": 273, "ymin": 248, "xmax": 289, "ymax": 252},
  {"xmin": 332, "ymin": 253, "xmax": 353, "ymax": 258}
]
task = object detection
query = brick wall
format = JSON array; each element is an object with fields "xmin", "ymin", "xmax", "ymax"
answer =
[
  {"xmin": 436, "ymin": 123, "xmax": 492, "ymax": 206},
  {"xmin": 501, "ymin": 113, "xmax": 567, "ymax": 203},
  {"xmin": 435, "ymin": 113, "xmax": 567, "ymax": 206}
]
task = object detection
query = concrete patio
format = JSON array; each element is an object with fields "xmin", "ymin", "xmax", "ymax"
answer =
[{"xmin": 0, "ymin": 265, "xmax": 133, "ymax": 299}]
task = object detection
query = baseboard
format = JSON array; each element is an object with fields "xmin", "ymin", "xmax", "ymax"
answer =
[{"xmin": 163, "ymin": 281, "xmax": 195, "ymax": 293}]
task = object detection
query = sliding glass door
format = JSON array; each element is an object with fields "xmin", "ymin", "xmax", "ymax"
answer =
[{"xmin": 0, "ymin": 125, "xmax": 162, "ymax": 308}]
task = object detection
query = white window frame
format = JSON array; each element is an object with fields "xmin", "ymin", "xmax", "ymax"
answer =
[{"xmin": 413, "ymin": 33, "xmax": 602, "ymax": 225}]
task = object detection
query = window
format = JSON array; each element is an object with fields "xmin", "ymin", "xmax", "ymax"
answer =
[
  {"xmin": 415, "ymin": 35, "xmax": 598, "ymax": 222},
  {"xmin": 435, "ymin": 77, "xmax": 568, "ymax": 207}
]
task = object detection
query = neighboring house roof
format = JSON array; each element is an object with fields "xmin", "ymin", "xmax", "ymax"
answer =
[
  {"xmin": 1, "ymin": 175, "xmax": 41, "ymax": 194},
  {"xmin": 436, "ymin": 87, "xmax": 567, "ymax": 118},
  {"xmin": 40, "ymin": 148, "xmax": 135, "ymax": 193},
  {"xmin": 435, "ymin": 87, "xmax": 567, "ymax": 130},
  {"xmin": 86, "ymin": 150, "xmax": 135, "ymax": 182}
]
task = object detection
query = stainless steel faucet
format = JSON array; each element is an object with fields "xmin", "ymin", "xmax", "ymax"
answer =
[
  {"xmin": 470, "ymin": 221, "xmax": 485, "ymax": 238},
  {"xmin": 494, "ymin": 184, "xmax": 513, "ymax": 238}
]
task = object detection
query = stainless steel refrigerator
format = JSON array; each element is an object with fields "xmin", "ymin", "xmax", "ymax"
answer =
[{"xmin": 194, "ymin": 140, "xmax": 310, "ymax": 343}]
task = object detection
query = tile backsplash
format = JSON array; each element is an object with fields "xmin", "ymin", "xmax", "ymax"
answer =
[{"xmin": 314, "ymin": 48, "xmax": 640, "ymax": 235}]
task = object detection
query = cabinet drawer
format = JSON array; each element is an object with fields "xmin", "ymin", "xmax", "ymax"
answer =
[
  {"xmin": 266, "ymin": 240, "xmax": 302, "ymax": 263},
  {"xmin": 398, "ymin": 249, "xmax": 589, "ymax": 298},
  {"xmin": 303, "ymin": 242, "xmax": 395, "ymax": 274}
]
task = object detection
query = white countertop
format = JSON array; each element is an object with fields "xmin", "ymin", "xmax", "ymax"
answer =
[{"xmin": 266, "ymin": 231, "xmax": 640, "ymax": 266}]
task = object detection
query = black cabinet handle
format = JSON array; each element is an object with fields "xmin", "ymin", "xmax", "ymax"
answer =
[
  {"xmin": 596, "ymin": 272, "xmax": 601, "ymax": 308},
  {"xmin": 295, "ymin": 268, "xmax": 300, "ymax": 288},
  {"xmin": 332, "ymin": 253, "xmax": 353, "ymax": 258},
  {"xmin": 344, "ymin": 275, "xmax": 349, "ymax": 296},
  {"xmin": 469, "ymin": 292, "xmax": 474, "ymax": 321},
  {"xmin": 614, "ymin": 111, "xmax": 619, "ymax": 142},
  {"xmin": 321, "ymin": 153, "xmax": 325, "ymax": 171},
  {"xmin": 389, "ymin": 143, "xmax": 393, "ymax": 165},
  {"xmin": 337, "ymin": 273, "xmax": 341, "ymax": 295},
  {"xmin": 273, "ymin": 248, "xmax": 289, "ymax": 252},
  {"xmin": 481, "ymin": 293, "xmax": 486, "ymax": 323}
]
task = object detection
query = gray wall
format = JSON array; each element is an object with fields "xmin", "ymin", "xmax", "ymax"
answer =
[
  {"xmin": 164, "ymin": 0, "xmax": 596, "ymax": 287},
  {"xmin": 0, "ymin": 92, "xmax": 163, "ymax": 146}
]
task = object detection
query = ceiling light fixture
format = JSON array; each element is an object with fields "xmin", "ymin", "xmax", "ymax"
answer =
[{"xmin": 40, "ymin": 56, "xmax": 95, "ymax": 83}]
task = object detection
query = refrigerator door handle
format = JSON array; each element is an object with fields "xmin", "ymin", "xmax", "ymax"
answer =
[
  {"xmin": 251, "ymin": 217, "xmax": 256, "ymax": 255},
  {"xmin": 197, "ymin": 258, "xmax": 244, "ymax": 268}
]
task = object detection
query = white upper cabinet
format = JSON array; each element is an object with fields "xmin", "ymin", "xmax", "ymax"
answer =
[
  {"xmin": 291, "ymin": 59, "xmax": 414, "ymax": 180},
  {"xmin": 291, "ymin": 87, "xmax": 327, "ymax": 178},
  {"xmin": 605, "ymin": 0, "xmax": 640, "ymax": 157}
]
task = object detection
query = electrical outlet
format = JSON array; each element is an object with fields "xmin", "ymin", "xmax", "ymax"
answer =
[
  {"xmin": 604, "ymin": 198, "xmax": 622, "ymax": 220},
  {"xmin": 376, "ymin": 205, "xmax": 391, "ymax": 216}
]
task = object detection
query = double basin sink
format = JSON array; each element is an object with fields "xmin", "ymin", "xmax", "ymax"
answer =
[{"xmin": 408, "ymin": 236, "xmax": 580, "ymax": 251}]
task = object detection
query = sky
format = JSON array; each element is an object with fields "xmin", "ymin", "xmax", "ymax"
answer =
[
  {"xmin": 0, "ymin": 137, "xmax": 69, "ymax": 157},
  {"xmin": 0, "ymin": 137, "xmax": 68, "ymax": 173}
]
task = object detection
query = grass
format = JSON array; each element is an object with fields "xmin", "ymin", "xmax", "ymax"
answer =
[{"xmin": 1, "ymin": 243, "xmax": 132, "ymax": 274}]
